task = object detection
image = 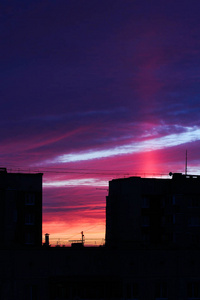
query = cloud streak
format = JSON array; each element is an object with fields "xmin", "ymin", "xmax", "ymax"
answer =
[
  {"xmin": 45, "ymin": 126, "xmax": 200, "ymax": 164},
  {"xmin": 43, "ymin": 178, "xmax": 107, "ymax": 187}
]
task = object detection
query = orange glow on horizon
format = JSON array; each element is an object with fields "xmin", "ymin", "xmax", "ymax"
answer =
[{"xmin": 42, "ymin": 220, "xmax": 105, "ymax": 247}]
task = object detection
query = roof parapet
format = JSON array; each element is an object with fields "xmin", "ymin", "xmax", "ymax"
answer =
[{"xmin": 169, "ymin": 172, "xmax": 200, "ymax": 180}]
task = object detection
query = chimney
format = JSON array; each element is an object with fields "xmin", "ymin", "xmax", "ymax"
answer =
[{"xmin": 44, "ymin": 233, "xmax": 50, "ymax": 247}]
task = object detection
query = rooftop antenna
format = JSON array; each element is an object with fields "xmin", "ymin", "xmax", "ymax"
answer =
[
  {"xmin": 81, "ymin": 231, "xmax": 85, "ymax": 245},
  {"xmin": 185, "ymin": 150, "xmax": 188, "ymax": 175}
]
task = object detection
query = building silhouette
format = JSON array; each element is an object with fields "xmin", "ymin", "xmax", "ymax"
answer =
[
  {"xmin": 0, "ymin": 169, "xmax": 200, "ymax": 299},
  {"xmin": 0, "ymin": 168, "xmax": 42, "ymax": 248},
  {"xmin": 106, "ymin": 173, "xmax": 200, "ymax": 249}
]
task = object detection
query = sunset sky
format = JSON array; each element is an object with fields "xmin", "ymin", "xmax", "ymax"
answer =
[{"xmin": 1, "ymin": 0, "xmax": 200, "ymax": 246}]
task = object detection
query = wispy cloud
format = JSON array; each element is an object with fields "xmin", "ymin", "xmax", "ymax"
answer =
[
  {"xmin": 43, "ymin": 178, "xmax": 107, "ymax": 187},
  {"xmin": 44, "ymin": 126, "xmax": 200, "ymax": 164}
]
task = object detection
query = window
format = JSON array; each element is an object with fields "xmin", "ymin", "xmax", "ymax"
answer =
[
  {"xmin": 172, "ymin": 194, "xmax": 183, "ymax": 205},
  {"xmin": 141, "ymin": 216, "xmax": 150, "ymax": 227},
  {"xmin": 25, "ymin": 194, "xmax": 35, "ymax": 205},
  {"xmin": 13, "ymin": 210, "xmax": 18, "ymax": 222},
  {"xmin": 187, "ymin": 282, "xmax": 200, "ymax": 299},
  {"xmin": 173, "ymin": 232, "xmax": 176, "ymax": 243},
  {"xmin": 142, "ymin": 233, "xmax": 150, "ymax": 243},
  {"xmin": 188, "ymin": 195, "xmax": 200, "ymax": 208},
  {"xmin": 126, "ymin": 282, "xmax": 139, "ymax": 299},
  {"xmin": 162, "ymin": 233, "xmax": 173, "ymax": 243},
  {"xmin": 165, "ymin": 196, "xmax": 172, "ymax": 206},
  {"xmin": 173, "ymin": 214, "xmax": 176, "ymax": 224},
  {"xmin": 142, "ymin": 197, "xmax": 150, "ymax": 208},
  {"xmin": 25, "ymin": 284, "xmax": 38, "ymax": 300},
  {"xmin": 25, "ymin": 213, "xmax": 35, "ymax": 225},
  {"xmin": 190, "ymin": 233, "xmax": 199, "ymax": 246},
  {"xmin": 155, "ymin": 282, "xmax": 168, "ymax": 299},
  {"xmin": 188, "ymin": 216, "xmax": 200, "ymax": 227},
  {"xmin": 25, "ymin": 232, "xmax": 34, "ymax": 245},
  {"xmin": 163, "ymin": 215, "xmax": 173, "ymax": 225}
]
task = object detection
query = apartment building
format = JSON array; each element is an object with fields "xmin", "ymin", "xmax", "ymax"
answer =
[
  {"xmin": 106, "ymin": 173, "xmax": 200, "ymax": 249},
  {"xmin": 0, "ymin": 168, "xmax": 43, "ymax": 248}
]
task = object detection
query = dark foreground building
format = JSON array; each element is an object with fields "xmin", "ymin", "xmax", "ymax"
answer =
[
  {"xmin": 1, "ymin": 246, "xmax": 200, "ymax": 299},
  {"xmin": 0, "ymin": 168, "xmax": 43, "ymax": 248},
  {"xmin": 0, "ymin": 170, "xmax": 200, "ymax": 299},
  {"xmin": 106, "ymin": 173, "xmax": 200, "ymax": 249}
]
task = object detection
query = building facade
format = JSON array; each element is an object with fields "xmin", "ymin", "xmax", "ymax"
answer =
[
  {"xmin": 0, "ymin": 168, "xmax": 43, "ymax": 248},
  {"xmin": 1, "ymin": 246, "xmax": 200, "ymax": 300},
  {"xmin": 106, "ymin": 173, "xmax": 200, "ymax": 249}
]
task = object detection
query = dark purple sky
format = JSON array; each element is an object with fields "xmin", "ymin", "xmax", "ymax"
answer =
[{"xmin": 1, "ymin": 0, "xmax": 200, "ymax": 245}]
